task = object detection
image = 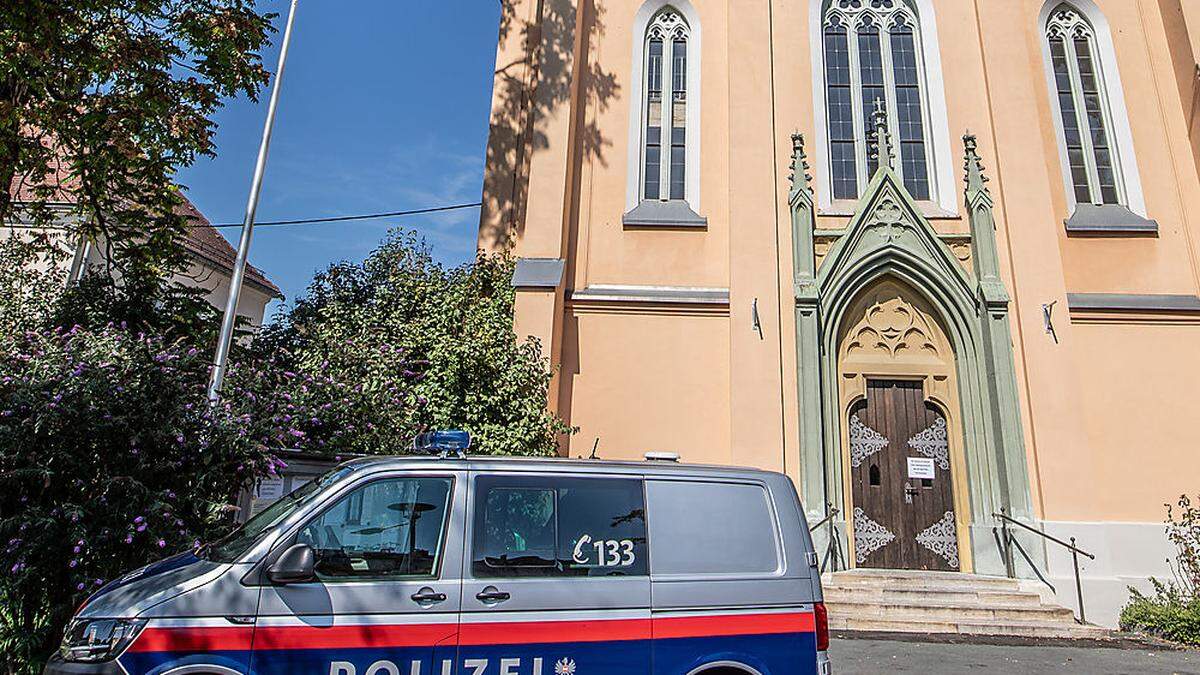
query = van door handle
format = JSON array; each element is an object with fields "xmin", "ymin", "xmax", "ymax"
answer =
[
  {"xmin": 411, "ymin": 587, "xmax": 447, "ymax": 604},
  {"xmin": 476, "ymin": 586, "xmax": 510, "ymax": 604}
]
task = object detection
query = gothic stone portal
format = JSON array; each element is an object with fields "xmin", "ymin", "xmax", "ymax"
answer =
[{"xmin": 839, "ymin": 280, "xmax": 967, "ymax": 572}]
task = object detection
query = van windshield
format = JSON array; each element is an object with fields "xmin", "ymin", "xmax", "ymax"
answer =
[{"xmin": 200, "ymin": 466, "xmax": 356, "ymax": 563}]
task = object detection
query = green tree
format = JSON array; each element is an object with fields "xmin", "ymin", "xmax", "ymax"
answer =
[
  {"xmin": 259, "ymin": 230, "xmax": 572, "ymax": 456},
  {"xmin": 0, "ymin": 234, "xmax": 64, "ymax": 338},
  {"xmin": 0, "ymin": 0, "xmax": 275, "ymax": 276}
]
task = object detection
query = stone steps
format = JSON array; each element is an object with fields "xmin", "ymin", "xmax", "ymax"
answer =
[
  {"xmin": 822, "ymin": 569, "xmax": 1112, "ymax": 640},
  {"xmin": 824, "ymin": 586, "xmax": 1048, "ymax": 607},
  {"xmin": 826, "ymin": 568, "xmax": 1025, "ymax": 587},
  {"xmin": 828, "ymin": 615, "xmax": 1111, "ymax": 639},
  {"xmin": 828, "ymin": 598, "xmax": 1076, "ymax": 623}
]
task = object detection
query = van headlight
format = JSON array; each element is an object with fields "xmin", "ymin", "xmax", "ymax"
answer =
[{"xmin": 59, "ymin": 618, "xmax": 147, "ymax": 662}]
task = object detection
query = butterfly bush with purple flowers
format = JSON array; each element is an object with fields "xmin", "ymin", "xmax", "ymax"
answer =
[
  {"xmin": 0, "ymin": 325, "xmax": 250, "ymax": 664},
  {"xmin": 0, "ymin": 242, "xmax": 391, "ymax": 668}
]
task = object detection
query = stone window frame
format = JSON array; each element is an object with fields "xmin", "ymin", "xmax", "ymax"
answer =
[
  {"xmin": 1038, "ymin": 0, "xmax": 1149, "ymax": 225},
  {"xmin": 624, "ymin": 0, "xmax": 703, "ymax": 224}
]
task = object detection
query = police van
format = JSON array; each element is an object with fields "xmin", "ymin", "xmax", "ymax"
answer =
[{"xmin": 46, "ymin": 432, "xmax": 831, "ymax": 675}]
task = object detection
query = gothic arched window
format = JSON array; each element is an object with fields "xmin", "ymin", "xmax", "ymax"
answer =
[
  {"xmin": 821, "ymin": 0, "xmax": 933, "ymax": 202},
  {"xmin": 1045, "ymin": 5, "xmax": 1122, "ymax": 206},
  {"xmin": 640, "ymin": 8, "xmax": 691, "ymax": 202}
]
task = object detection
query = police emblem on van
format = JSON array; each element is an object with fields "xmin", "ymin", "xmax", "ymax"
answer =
[{"xmin": 554, "ymin": 658, "xmax": 576, "ymax": 675}]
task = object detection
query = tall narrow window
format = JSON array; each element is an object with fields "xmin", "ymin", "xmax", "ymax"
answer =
[
  {"xmin": 821, "ymin": 0, "xmax": 934, "ymax": 201},
  {"xmin": 644, "ymin": 37, "xmax": 663, "ymax": 200},
  {"xmin": 641, "ymin": 9, "xmax": 690, "ymax": 202},
  {"xmin": 824, "ymin": 17, "xmax": 857, "ymax": 200},
  {"xmin": 1046, "ymin": 6, "xmax": 1122, "ymax": 206},
  {"xmin": 890, "ymin": 15, "xmax": 930, "ymax": 200}
]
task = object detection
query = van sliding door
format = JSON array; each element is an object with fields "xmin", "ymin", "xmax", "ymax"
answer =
[{"xmin": 459, "ymin": 473, "xmax": 652, "ymax": 675}]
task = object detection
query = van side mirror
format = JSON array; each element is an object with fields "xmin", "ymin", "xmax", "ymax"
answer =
[{"xmin": 267, "ymin": 543, "xmax": 316, "ymax": 585}]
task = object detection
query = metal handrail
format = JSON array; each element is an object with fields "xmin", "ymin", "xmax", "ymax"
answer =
[
  {"xmin": 808, "ymin": 508, "xmax": 839, "ymax": 534},
  {"xmin": 809, "ymin": 505, "xmax": 845, "ymax": 574},
  {"xmin": 993, "ymin": 508, "xmax": 1096, "ymax": 624}
]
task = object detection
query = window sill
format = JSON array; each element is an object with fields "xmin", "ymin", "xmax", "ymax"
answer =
[
  {"xmin": 1064, "ymin": 204, "xmax": 1158, "ymax": 236},
  {"xmin": 819, "ymin": 200, "xmax": 959, "ymax": 220},
  {"xmin": 1066, "ymin": 293, "xmax": 1200, "ymax": 313},
  {"xmin": 511, "ymin": 257, "xmax": 565, "ymax": 290},
  {"xmin": 622, "ymin": 200, "xmax": 708, "ymax": 229}
]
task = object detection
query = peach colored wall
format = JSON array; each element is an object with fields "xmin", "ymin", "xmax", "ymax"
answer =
[
  {"xmin": 1070, "ymin": 320, "xmax": 1200, "ymax": 521},
  {"xmin": 557, "ymin": 307, "xmax": 732, "ymax": 463},
  {"xmin": 481, "ymin": 0, "xmax": 1200, "ymax": 524},
  {"xmin": 513, "ymin": 289, "xmax": 567, "ymax": 417}
]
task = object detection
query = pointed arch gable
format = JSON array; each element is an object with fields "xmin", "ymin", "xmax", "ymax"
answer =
[
  {"xmin": 625, "ymin": 0, "xmax": 702, "ymax": 213},
  {"xmin": 809, "ymin": 0, "xmax": 956, "ymax": 214},
  {"xmin": 816, "ymin": 170, "xmax": 975, "ymax": 308},
  {"xmin": 789, "ymin": 134, "xmax": 1035, "ymax": 572},
  {"xmin": 1037, "ymin": 0, "xmax": 1147, "ymax": 217}
]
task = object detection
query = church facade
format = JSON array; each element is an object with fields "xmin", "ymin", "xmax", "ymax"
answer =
[{"xmin": 478, "ymin": 0, "xmax": 1200, "ymax": 626}]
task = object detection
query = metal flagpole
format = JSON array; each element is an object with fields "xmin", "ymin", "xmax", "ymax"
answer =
[{"xmin": 208, "ymin": 0, "xmax": 300, "ymax": 402}]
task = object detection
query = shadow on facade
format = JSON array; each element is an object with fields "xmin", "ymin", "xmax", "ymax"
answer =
[{"xmin": 481, "ymin": 0, "xmax": 619, "ymax": 250}]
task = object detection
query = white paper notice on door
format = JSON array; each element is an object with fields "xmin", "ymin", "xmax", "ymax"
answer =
[{"xmin": 907, "ymin": 457, "xmax": 936, "ymax": 480}]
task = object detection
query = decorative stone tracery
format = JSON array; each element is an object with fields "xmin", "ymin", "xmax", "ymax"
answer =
[
  {"xmin": 1046, "ymin": 5, "xmax": 1094, "ymax": 41},
  {"xmin": 647, "ymin": 8, "xmax": 687, "ymax": 40},
  {"xmin": 826, "ymin": 0, "xmax": 914, "ymax": 28},
  {"xmin": 843, "ymin": 290, "xmax": 943, "ymax": 360}
]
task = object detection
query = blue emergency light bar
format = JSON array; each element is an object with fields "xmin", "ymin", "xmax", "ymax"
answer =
[{"xmin": 412, "ymin": 430, "xmax": 471, "ymax": 457}]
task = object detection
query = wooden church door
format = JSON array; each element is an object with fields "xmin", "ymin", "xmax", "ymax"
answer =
[{"xmin": 849, "ymin": 380, "xmax": 959, "ymax": 571}]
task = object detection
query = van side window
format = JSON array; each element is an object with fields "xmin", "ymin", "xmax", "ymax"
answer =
[
  {"xmin": 472, "ymin": 475, "xmax": 648, "ymax": 578},
  {"xmin": 296, "ymin": 477, "xmax": 452, "ymax": 580},
  {"xmin": 646, "ymin": 480, "xmax": 781, "ymax": 575}
]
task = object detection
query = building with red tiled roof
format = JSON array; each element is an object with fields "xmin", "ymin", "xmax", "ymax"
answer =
[
  {"xmin": 6, "ymin": 173, "xmax": 281, "ymax": 326},
  {"xmin": 174, "ymin": 197, "xmax": 281, "ymax": 301}
]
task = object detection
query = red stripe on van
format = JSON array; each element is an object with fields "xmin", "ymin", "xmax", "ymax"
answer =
[
  {"xmin": 458, "ymin": 617, "xmax": 652, "ymax": 645},
  {"xmin": 253, "ymin": 623, "xmax": 458, "ymax": 650},
  {"xmin": 653, "ymin": 611, "xmax": 816, "ymax": 639},
  {"xmin": 127, "ymin": 626, "xmax": 254, "ymax": 653},
  {"xmin": 125, "ymin": 611, "xmax": 814, "ymax": 653}
]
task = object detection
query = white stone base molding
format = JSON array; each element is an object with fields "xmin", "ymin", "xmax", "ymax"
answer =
[{"xmin": 1023, "ymin": 520, "xmax": 1175, "ymax": 629}]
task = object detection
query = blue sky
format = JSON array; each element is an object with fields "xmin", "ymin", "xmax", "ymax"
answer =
[{"xmin": 177, "ymin": 1, "xmax": 503, "ymax": 313}]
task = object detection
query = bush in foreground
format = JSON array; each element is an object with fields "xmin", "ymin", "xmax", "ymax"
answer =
[
  {"xmin": 1121, "ymin": 582, "xmax": 1200, "ymax": 645},
  {"xmin": 0, "ymin": 325, "xmax": 273, "ymax": 667},
  {"xmin": 0, "ymin": 234, "xmax": 400, "ymax": 669},
  {"xmin": 1119, "ymin": 494, "xmax": 1200, "ymax": 645}
]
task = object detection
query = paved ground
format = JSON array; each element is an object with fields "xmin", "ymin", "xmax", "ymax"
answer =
[{"xmin": 829, "ymin": 634, "xmax": 1200, "ymax": 674}]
